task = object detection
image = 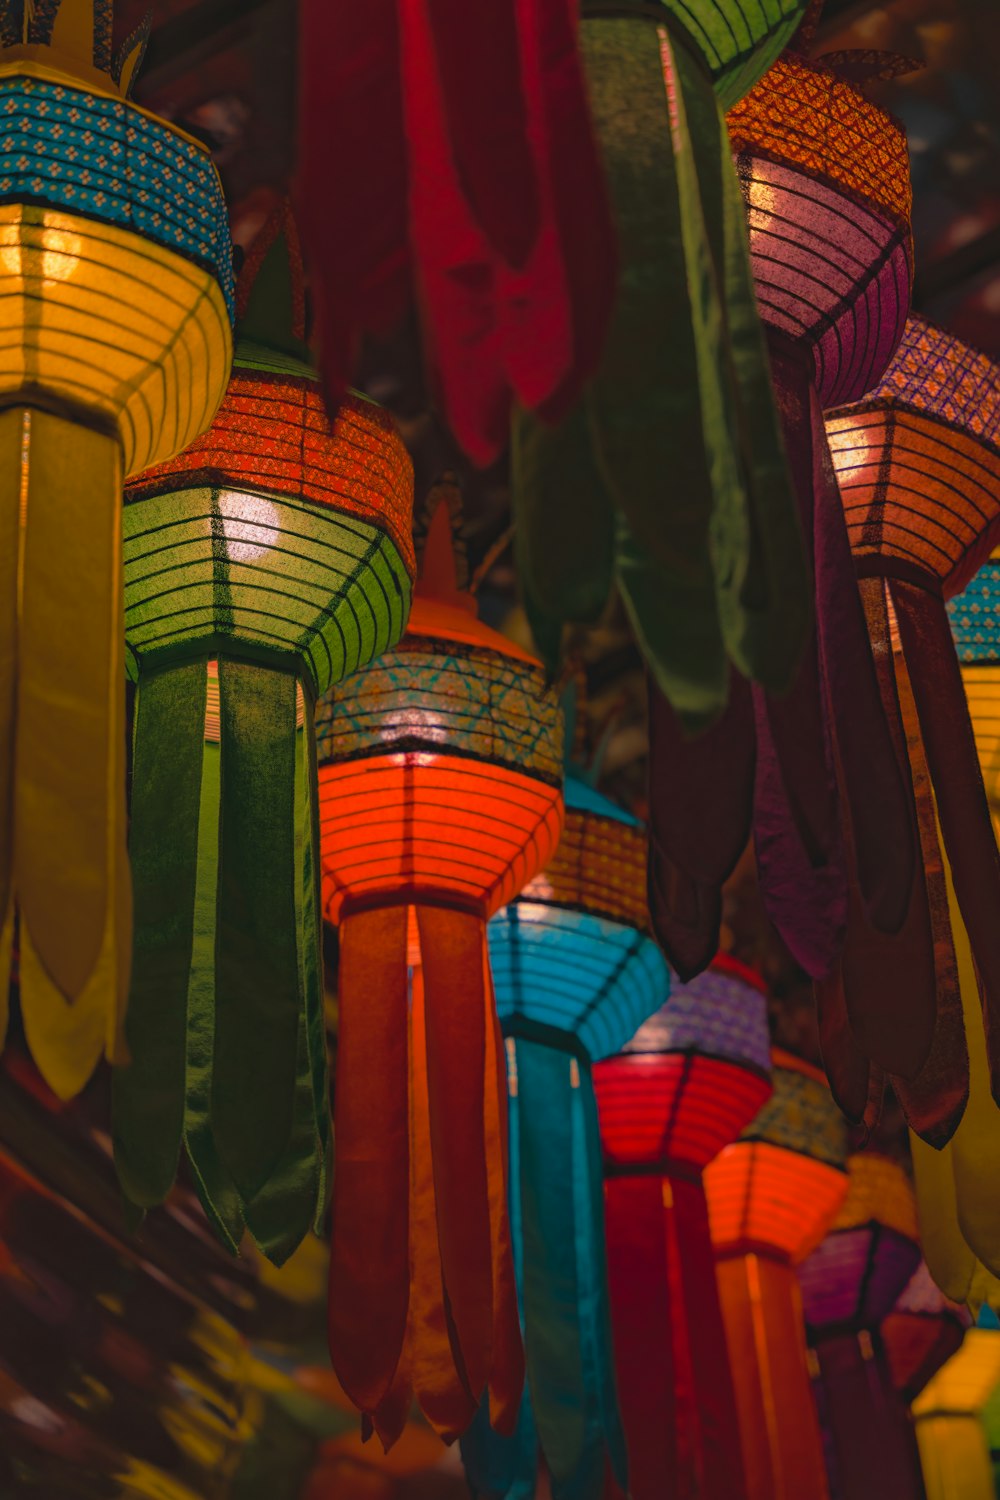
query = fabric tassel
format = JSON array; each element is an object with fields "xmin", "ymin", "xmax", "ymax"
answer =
[
  {"xmin": 604, "ymin": 1174, "xmax": 676, "ymax": 1499},
  {"xmin": 16, "ymin": 409, "xmax": 130, "ymax": 1098},
  {"xmin": 752, "ymin": 682, "xmax": 846, "ymax": 980},
  {"xmin": 647, "ymin": 673, "xmax": 755, "ymax": 980},
  {"xmin": 295, "ymin": 0, "xmax": 410, "ymax": 398},
  {"xmin": 812, "ymin": 1336, "xmax": 924, "ymax": 1500},
  {"xmin": 0, "ymin": 408, "xmax": 17, "ymax": 1052},
  {"xmin": 887, "ymin": 635, "xmax": 968, "ymax": 1143},
  {"xmin": 816, "ymin": 965, "xmax": 870, "ymax": 1126},
  {"xmin": 114, "ymin": 660, "xmax": 208, "ymax": 1209},
  {"xmin": 417, "ymin": 904, "xmax": 502, "ymax": 1405},
  {"xmin": 485, "ymin": 983, "xmax": 524, "ymax": 1438},
  {"xmin": 213, "ymin": 659, "xmax": 301, "ymax": 1200},
  {"xmin": 328, "ymin": 904, "xmax": 411, "ymax": 1415},
  {"xmin": 672, "ymin": 1178, "xmax": 747, "ymax": 1499}
]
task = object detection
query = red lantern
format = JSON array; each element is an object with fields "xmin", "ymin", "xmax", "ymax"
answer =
[
  {"xmin": 594, "ymin": 956, "xmax": 772, "ymax": 1500},
  {"xmin": 883, "ymin": 1262, "xmax": 971, "ymax": 1405},
  {"xmin": 706, "ymin": 1051, "xmax": 849, "ymax": 1500},
  {"xmin": 316, "ymin": 490, "xmax": 563, "ymax": 1441}
]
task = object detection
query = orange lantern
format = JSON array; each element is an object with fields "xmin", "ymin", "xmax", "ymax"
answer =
[
  {"xmin": 705, "ymin": 1051, "xmax": 849, "ymax": 1500},
  {"xmin": 316, "ymin": 490, "xmax": 564, "ymax": 1442},
  {"xmin": 824, "ymin": 318, "xmax": 1000, "ymax": 1145}
]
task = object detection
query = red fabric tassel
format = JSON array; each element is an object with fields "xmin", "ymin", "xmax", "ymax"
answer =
[
  {"xmin": 890, "ymin": 579, "xmax": 1000, "ymax": 1104},
  {"xmin": 295, "ymin": 0, "xmax": 410, "ymax": 398},
  {"xmin": 425, "ymin": 0, "xmax": 540, "ymax": 268},
  {"xmin": 416, "ymin": 905, "xmax": 498, "ymax": 1404},
  {"xmin": 813, "ymin": 1336, "xmax": 924, "ymax": 1500},
  {"xmin": 816, "ymin": 962, "xmax": 870, "ymax": 1124},
  {"xmin": 604, "ymin": 1175, "xmax": 678, "ymax": 1499},
  {"xmin": 328, "ymin": 907, "xmax": 410, "ymax": 1415},
  {"xmin": 647, "ymin": 674, "xmax": 755, "ymax": 980},
  {"xmin": 484, "ymin": 979, "xmax": 525, "ymax": 1436}
]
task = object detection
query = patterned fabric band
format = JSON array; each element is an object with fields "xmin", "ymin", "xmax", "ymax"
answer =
[
  {"xmin": 0, "ymin": 74, "xmax": 234, "ymax": 311},
  {"xmin": 316, "ymin": 636, "xmax": 564, "ymax": 786},
  {"xmin": 741, "ymin": 1054, "xmax": 849, "ymax": 1169}
]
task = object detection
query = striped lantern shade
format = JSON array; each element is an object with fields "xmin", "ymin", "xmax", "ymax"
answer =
[
  {"xmin": 705, "ymin": 1052, "xmax": 849, "ymax": 1500},
  {"xmin": 913, "ymin": 1329, "xmax": 1000, "ymax": 1500},
  {"xmin": 515, "ymin": 0, "xmax": 812, "ymax": 745},
  {"xmin": 821, "ymin": 319, "xmax": 1000, "ymax": 1148},
  {"xmin": 112, "ymin": 208, "xmax": 415, "ymax": 1266},
  {"xmin": 0, "ymin": 0, "xmax": 233, "ymax": 1102},
  {"xmin": 799, "ymin": 1155, "xmax": 924, "ymax": 1500},
  {"xmin": 462, "ymin": 775, "xmax": 667, "ymax": 1499},
  {"xmin": 653, "ymin": 42, "xmax": 917, "ymax": 988},
  {"xmin": 594, "ymin": 958, "xmax": 772, "ymax": 1500},
  {"xmin": 316, "ymin": 493, "xmax": 564, "ymax": 1443},
  {"xmin": 883, "ymin": 1263, "xmax": 971, "ymax": 1405}
]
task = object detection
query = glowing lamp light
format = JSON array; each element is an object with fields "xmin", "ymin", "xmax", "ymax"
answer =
[
  {"xmin": 799, "ymin": 1155, "xmax": 924, "ymax": 1500},
  {"xmin": 706, "ymin": 1051, "xmax": 849, "ymax": 1500},
  {"xmin": 913, "ymin": 1329, "xmax": 1000, "ymax": 1500},
  {"xmin": 0, "ymin": 0, "xmax": 234, "ymax": 1101},
  {"xmin": 461, "ymin": 774, "xmax": 667, "ymax": 1498},
  {"xmin": 595, "ymin": 957, "xmax": 772, "ymax": 1500},
  {"xmin": 825, "ymin": 319, "xmax": 1000, "ymax": 1155},
  {"xmin": 112, "ymin": 207, "xmax": 415, "ymax": 1267},
  {"xmin": 316, "ymin": 490, "xmax": 563, "ymax": 1443}
]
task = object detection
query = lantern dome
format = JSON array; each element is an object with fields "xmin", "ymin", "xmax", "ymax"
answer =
[
  {"xmin": 707, "ymin": 1050, "xmax": 850, "ymax": 1262},
  {"xmin": 800, "ymin": 1155, "xmax": 922, "ymax": 1334},
  {"xmin": 884, "ymin": 1263, "xmax": 971, "ymax": 1403},
  {"xmin": 727, "ymin": 51, "xmax": 912, "ymax": 407}
]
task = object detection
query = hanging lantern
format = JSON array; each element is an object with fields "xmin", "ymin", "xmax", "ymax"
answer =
[
  {"xmin": 798, "ymin": 1154, "xmax": 924, "ymax": 1500},
  {"xmin": 652, "ymin": 36, "xmax": 917, "ymax": 981},
  {"xmin": 316, "ymin": 490, "xmax": 564, "ymax": 1443},
  {"xmin": 111, "ymin": 206, "xmax": 415, "ymax": 1265},
  {"xmin": 823, "ymin": 317, "xmax": 1000, "ymax": 1148},
  {"xmin": 297, "ymin": 1, "xmax": 618, "ymax": 467},
  {"xmin": 912, "ymin": 1329, "xmax": 1000, "ymax": 1500},
  {"xmin": 594, "ymin": 957, "xmax": 772, "ymax": 1500},
  {"xmin": 898, "ymin": 547, "xmax": 1000, "ymax": 1303},
  {"xmin": 883, "ymin": 1263, "xmax": 970, "ymax": 1406},
  {"xmin": 513, "ymin": 0, "xmax": 813, "ymax": 730},
  {"xmin": 705, "ymin": 1051, "xmax": 849, "ymax": 1500},
  {"xmin": 0, "ymin": 0, "xmax": 233, "ymax": 1097},
  {"xmin": 461, "ymin": 772, "xmax": 668, "ymax": 1499}
]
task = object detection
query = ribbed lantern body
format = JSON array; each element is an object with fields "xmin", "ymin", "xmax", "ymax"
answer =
[
  {"xmin": 706, "ymin": 1052, "xmax": 849, "ymax": 1500},
  {"xmin": 113, "ymin": 331, "xmax": 414, "ymax": 1265},
  {"xmin": 913, "ymin": 1330, "xmax": 1000, "ymax": 1500},
  {"xmin": 646, "ymin": 55, "xmax": 917, "ymax": 991},
  {"xmin": 883, "ymin": 1263, "xmax": 970, "ymax": 1405},
  {"xmin": 799, "ymin": 1156, "xmax": 923, "ymax": 1500},
  {"xmin": 0, "ymin": 20, "xmax": 233, "ymax": 1102},
  {"xmin": 594, "ymin": 958, "xmax": 771, "ymax": 1500},
  {"xmin": 316, "ymin": 522, "xmax": 563, "ymax": 1441},
  {"xmin": 819, "ymin": 319, "xmax": 1000, "ymax": 1149},
  {"xmin": 462, "ymin": 776, "xmax": 667, "ymax": 1498}
]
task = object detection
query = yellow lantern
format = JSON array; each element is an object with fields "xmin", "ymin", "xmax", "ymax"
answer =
[{"xmin": 0, "ymin": 0, "xmax": 233, "ymax": 1096}]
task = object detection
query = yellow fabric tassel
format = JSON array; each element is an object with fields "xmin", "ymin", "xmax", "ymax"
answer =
[
  {"xmin": 14, "ymin": 408, "xmax": 129, "ymax": 1097},
  {"xmin": 0, "ymin": 406, "xmax": 19, "ymax": 1047}
]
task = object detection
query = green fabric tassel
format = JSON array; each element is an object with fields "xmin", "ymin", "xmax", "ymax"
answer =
[
  {"xmin": 114, "ymin": 662, "xmax": 206, "ymax": 1208},
  {"xmin": 513, "ymin": 13, "xmax": 809, "ymax": 729},
  {"xmin": 114, "ymin": 655, "xmax": 330, "ymax": 1264}
]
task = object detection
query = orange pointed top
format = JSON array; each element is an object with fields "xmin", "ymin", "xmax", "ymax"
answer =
[{"xmin": 414, "ymin": 477, "xmax": 475, "ymax": 615}]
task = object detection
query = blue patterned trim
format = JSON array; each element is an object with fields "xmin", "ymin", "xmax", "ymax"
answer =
[
  {"xmin": 0, "ymin": 75, "xmax": 234, "ymax": 316},
  {"xmin": 949, "ymin": 560, "xmax": 1000, "ymax": 664}
]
